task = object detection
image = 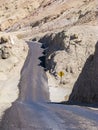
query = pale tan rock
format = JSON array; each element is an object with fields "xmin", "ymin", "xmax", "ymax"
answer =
[
  {"xmin": 45, "ymin": 25, "xmax": 98, "ymax": 102},
  {"xmin": 0, "ymin": 33, "xmax": 28, "ymax": 119}
]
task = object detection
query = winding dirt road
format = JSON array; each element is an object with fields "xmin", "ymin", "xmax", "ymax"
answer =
[{"xmin": 0, "ymin": 42, "xmax": 98, "ymax": 130}]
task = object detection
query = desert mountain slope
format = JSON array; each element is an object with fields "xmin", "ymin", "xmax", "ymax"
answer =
[
  {"xmin": 0, "ymin": 0, "xmax": 44, "ymax": 31},
  {"xmin": 0, "ymin": 0, "xmax": 97, "ymax": 32}
]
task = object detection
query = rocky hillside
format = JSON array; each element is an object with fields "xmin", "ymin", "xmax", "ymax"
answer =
[
  {"xmin": 0, "ymin": 0, "xmax": 98, "ymax": 106},
  {"xmin": 42, "ymin": 25, "xmax": 98, "ymax": 103},
  {"xmin": 0, "ymin": 0, "xmax": 44, "ymax": 31},
  {"xmin": 0, "ymin": 0, "xmax": 97, "ymax": 32}
]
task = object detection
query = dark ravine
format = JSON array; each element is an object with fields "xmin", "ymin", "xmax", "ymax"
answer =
[{"xmin": 0, "ymin": 41, "xmax": 98, "ymax": 130}]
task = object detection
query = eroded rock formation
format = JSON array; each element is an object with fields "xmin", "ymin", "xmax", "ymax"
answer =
[
  {"xmin": 69, "ymin": 41, "xmax": 98, "ymax": 103},
  {"xmin": 39, "ymin": 25, "xmax": 98, "ymax": 102}
]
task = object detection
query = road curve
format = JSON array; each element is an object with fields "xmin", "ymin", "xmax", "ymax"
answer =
[{"xmin": 0, "ymin": 41, "xmax": 98, "ymax": 130}]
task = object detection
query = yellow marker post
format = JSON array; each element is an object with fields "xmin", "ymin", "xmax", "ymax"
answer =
[{"xmin": 58, "ymin": 71, "xmax": 65, "ymax": 84}]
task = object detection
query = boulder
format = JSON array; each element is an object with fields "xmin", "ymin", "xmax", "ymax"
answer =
[
  {"xmin": 1, "ymin": 45, "xmax": 10, "ymax": 59},
  {"xmin": 0, "ymin": 36, "xmax": 8, "ymax": 44}
]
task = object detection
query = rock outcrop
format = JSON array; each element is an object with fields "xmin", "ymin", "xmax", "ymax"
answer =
[
  {"xmin": 69, "ymin": 41, "xmax": 98, "ymax": 103},
  {"xmin": 39, "ymin": 25, "xmax": 98, "ymax": 102},
  {"xmin": 0, "ymin": 36, "xmax": 12, "ymax": 59}
]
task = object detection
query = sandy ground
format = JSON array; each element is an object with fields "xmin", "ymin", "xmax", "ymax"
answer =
[{"xmin": 49, "ymin": 87, "xmax": 69, "ymax": 102}]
